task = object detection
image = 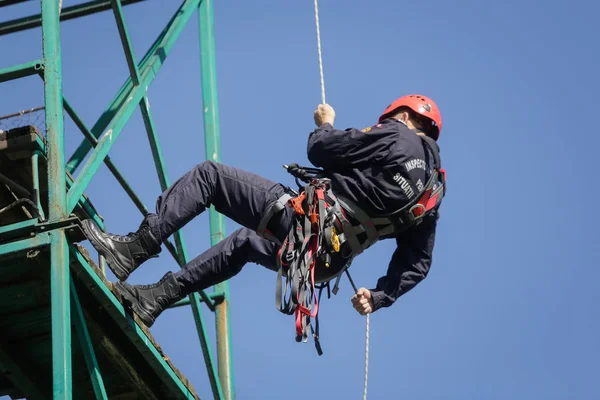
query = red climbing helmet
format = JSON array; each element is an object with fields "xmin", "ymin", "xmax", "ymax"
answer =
[{"xmin": 378, "ymin": 94, "xmax": 442, "ymax": 140}]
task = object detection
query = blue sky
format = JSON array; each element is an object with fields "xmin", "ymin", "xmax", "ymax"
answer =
[{"xmin": 2, "ymin": 0, "xmax": 600, "ymax": 399}]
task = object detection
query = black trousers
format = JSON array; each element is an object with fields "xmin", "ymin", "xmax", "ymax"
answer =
[{"xmin": 144, "ymin": 161, "xmax": 295, "ymax": 294}]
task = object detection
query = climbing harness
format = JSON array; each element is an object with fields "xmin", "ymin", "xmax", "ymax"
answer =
[
  {"xmin": 263, "ymin": 134, "xmax": 445, "ymax": 352},
  {"xmin": 258, "ymin": 137, "xmax": 444, "ymax": 352}
]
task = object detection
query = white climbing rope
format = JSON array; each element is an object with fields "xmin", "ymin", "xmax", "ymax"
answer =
[
  {"xmin": 312, "ymin": 2, "xmax": 370, "ymax": 399},
  {"xmin": 364, "ymin": 313, "xmax": 370, "ymax": 400},
  {"xmin": 313, "ymin": 0, "xmax": 326, "ymax": 104}
]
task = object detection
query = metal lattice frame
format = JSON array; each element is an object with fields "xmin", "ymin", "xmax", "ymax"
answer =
[{"xmin": 0, "ymin": 0, "xmax": 233, "ymax": 399}]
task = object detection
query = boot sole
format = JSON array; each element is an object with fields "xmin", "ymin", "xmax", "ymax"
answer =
[
  {"xmin": 115, "ymin": 282, "xmax": 156, "ymax": 328},
  {"xmin": 81, "ymin": 220, "xmax": 131, "ymax": 282}
]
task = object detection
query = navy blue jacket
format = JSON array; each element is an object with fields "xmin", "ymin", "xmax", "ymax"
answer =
[{"xmin": 307, "ymin": 119, "xmax": 440, "ymax": 311}]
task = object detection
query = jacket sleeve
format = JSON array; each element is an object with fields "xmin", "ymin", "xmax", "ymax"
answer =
[
  {"xmin": 307, "ymin": 123, "xmax": 388, "ymax": 169},
  {"xmin": 369, "ymin": 212, "xmax": 439, "ymax": 311}
]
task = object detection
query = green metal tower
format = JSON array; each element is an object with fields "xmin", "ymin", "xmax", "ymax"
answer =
[{"xmin": 0, "ymin": 1, "xmax": 234, "ymax": 398}]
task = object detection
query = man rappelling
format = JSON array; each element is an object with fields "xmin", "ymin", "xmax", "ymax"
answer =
[{"xmin": 81, "ymin": 94, "xmax": 446, "ymax": 342}]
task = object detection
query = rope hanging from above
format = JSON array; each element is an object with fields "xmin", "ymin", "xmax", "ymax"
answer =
[
  {"xmin": 313, "ymin": 0, "xmax": 326, "ymax": 105},
  {"xmin": 312, "ymin": 2, "xmax": 370, "ymax": 399}
]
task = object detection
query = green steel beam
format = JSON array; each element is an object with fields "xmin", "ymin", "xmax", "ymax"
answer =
[
  {"xmin": 41, "ymin": 1, "xmax": 72, "ymax": 399},
  {"xmin": 0, "ymin": 218, "xmax": 83, "ymax": 246},
  {"xmin": 0, "ymin": 219, "xmax": 38, "ymax": 238},
  {"xmin": 70, "ymin": 278, "xmax": 108, "ymax": 400},
  {"xmin": 0, "ymin": 60, "xmax": 43, "ymax": 83},
  {"xmin": 0, "ymin": 0, "xmax": 146, "ymax": 36},
  {"xmin": 0, "ymin": 345, "xmax": 47, "ymax": 400},
  {"xmin": 66, "ymin": 0, "xmax": 201, "ymax": 214},
  {"xmin": 0, "ymin": 232, "xmax": 51, "ymax": 257},
  {"xmin": 68, "ymin": 244, "xmax": 197, "ymax": 399},
  {"xmin": 110, "ymin": 0, "xmax": 141, "ymax": 85},
  {"xmin": 198, "ymin": 1, "xmax": 235, "ymax": 399},
  {"xmin": 66, "ymin": 0, "xmax": 195, "ymax": 174},
  {"xmin": 49, "ymin": 232, "xmax": 71, "ymax": 400},
  {"xmin": 42, "ymin": 0, "xmax": 66, "ymax": 223},
  {"xmin": 139, "ymin": 97, "xmax": 167, "ymax": 190},
  {"xmin": 0, "ymin": 219, "xmax": 41, "ymax": 243}
]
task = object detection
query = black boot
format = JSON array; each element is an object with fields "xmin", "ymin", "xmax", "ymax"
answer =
[
  {"xmin": 114, "ymin": 272, "xmax": 185, "ymax": 327},
  {"xmin": 81, "ymin": 217, "xmax": 161, "ymax": 281}
]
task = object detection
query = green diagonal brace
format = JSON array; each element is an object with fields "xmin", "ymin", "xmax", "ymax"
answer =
[
  {"xmin": 110, "ymin": 0, "xmax": 141, "ymax": 84},
  {"xmin": 70, "ymin": 278, "xmax": 108, "ymax": 400},
  {"xmin": 66, "ymin": 0, "xmax": 201, "ymax": 214}
]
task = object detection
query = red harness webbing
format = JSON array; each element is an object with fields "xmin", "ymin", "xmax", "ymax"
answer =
[{"xmin": 275, "ymin": 179, "xmax": 333, "ymax": 355}]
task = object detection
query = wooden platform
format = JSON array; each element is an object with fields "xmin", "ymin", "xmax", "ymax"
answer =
[{"xmin": 0, "ymin": 126, "xmax": 200, "ymax": 399}]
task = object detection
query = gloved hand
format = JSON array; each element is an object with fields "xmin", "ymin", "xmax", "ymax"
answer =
[
  {"xmin": 351, "ymin": 288, "xmax": 374, "ymax": 315},
  {"xmin": 314, "ymin": 104, "xmax": 336, "ymax": 127}
]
